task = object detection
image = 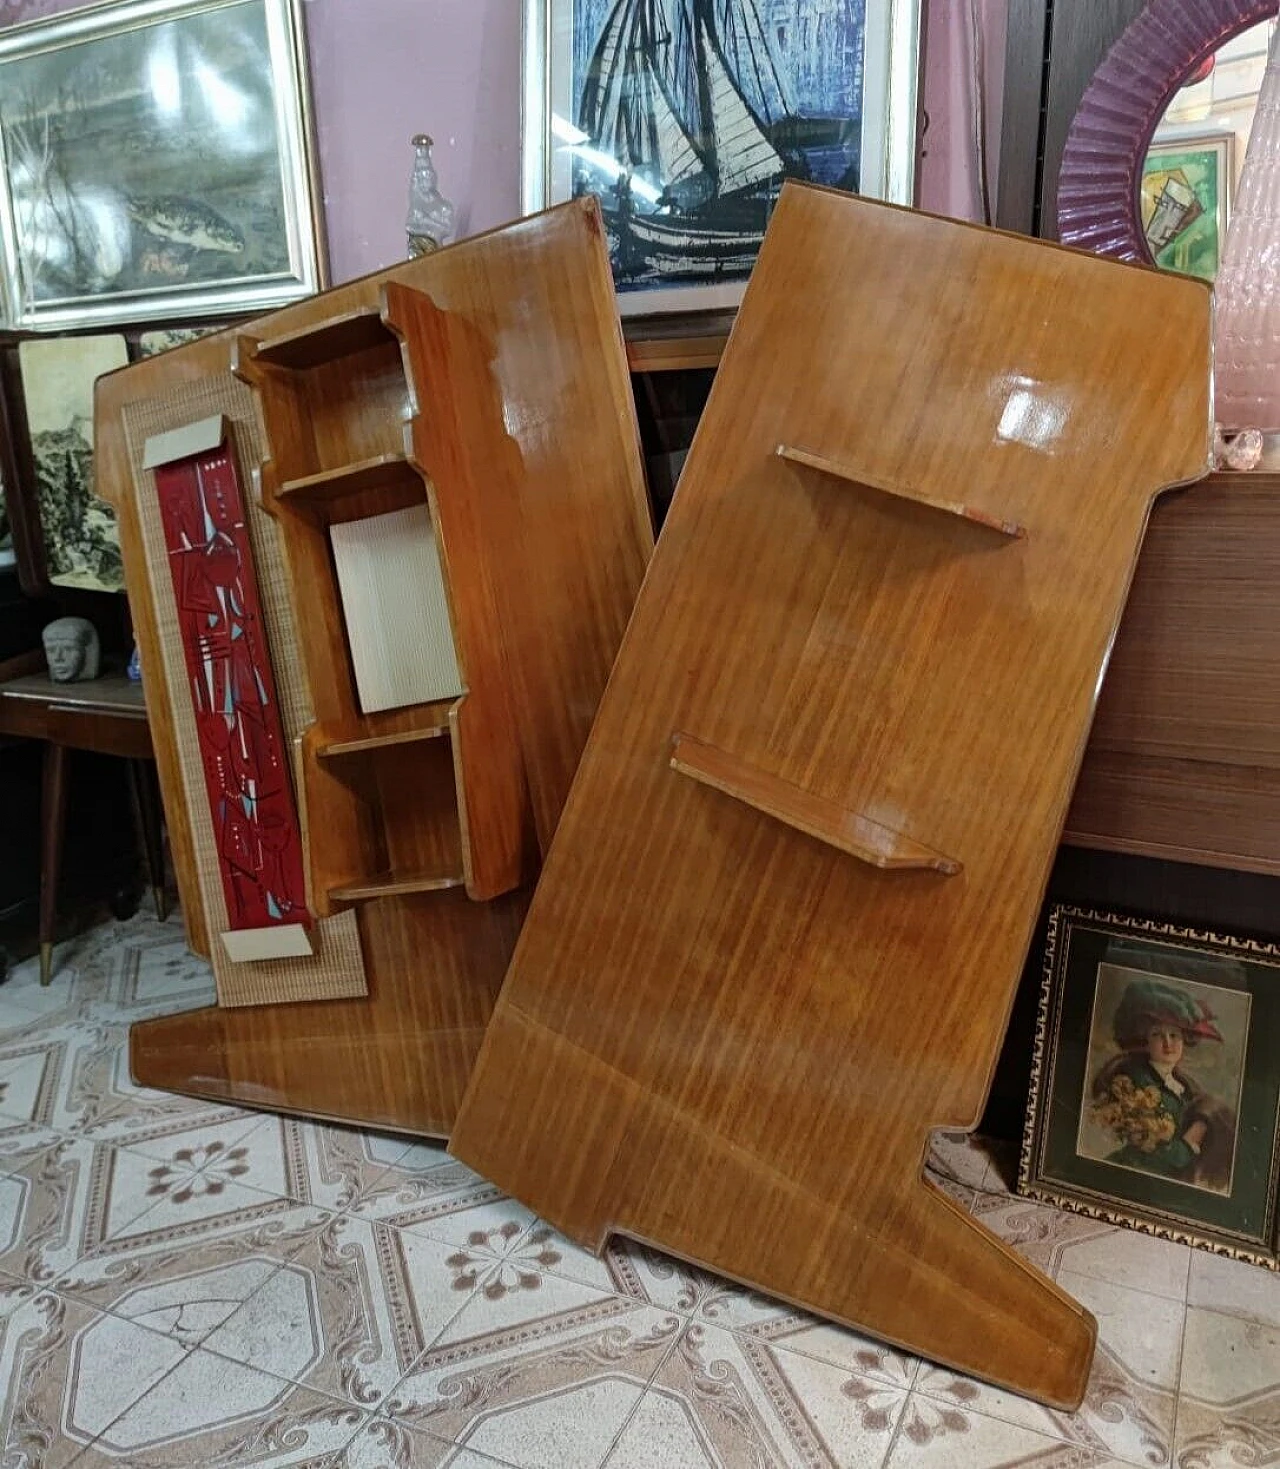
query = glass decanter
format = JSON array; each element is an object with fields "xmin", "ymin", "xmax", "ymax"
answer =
[{"xmin": 405, "ymin": 133, "xmax": 456, "ymax": 258}]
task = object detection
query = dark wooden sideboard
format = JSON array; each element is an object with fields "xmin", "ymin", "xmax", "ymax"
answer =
[{"xmin": 1067, "ymin": 472, "xmax": 1280, "ymax": 876}]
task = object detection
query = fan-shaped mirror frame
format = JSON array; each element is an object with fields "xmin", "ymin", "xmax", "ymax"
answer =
[{"xmin": 1057, "ymin": 0, "xmax": 1277, "ymax": 261}]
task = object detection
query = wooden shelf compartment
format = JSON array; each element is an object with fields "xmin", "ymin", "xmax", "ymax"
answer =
[
  {"xmin": 252, "ymin": 310, "xmax": 400, "ymax": 371},
  {"xmin": 277, "ymin": 453, "xmax": 419, "ymax": 506},
  {"xmin": 317, "ymin": 706, "xmax": 456, "ymax": 759},
  {"xmin": 329, "ymin": 868, "xmax": 466, "ymax": 902},
  {"xmin": 670, "ymin": 733, "xmax": 962, "ymax": 875},
  {"xmin": 312, "ymin": 734, "xmax": 467, "ymax": 908},
  {"xmin": 776, "ymin": 444, "xmax": 1028, "ymax": 540}
]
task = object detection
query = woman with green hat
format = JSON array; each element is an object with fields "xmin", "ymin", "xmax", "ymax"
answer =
[{"xmin": 1089, "ymin": 977, "xmax": 1236, "ymax": 1192}]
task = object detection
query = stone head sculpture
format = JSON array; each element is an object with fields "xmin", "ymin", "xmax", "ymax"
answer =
[{"xmin": 42, "ymin": 616, "xmax": 100, "ymax": 683}]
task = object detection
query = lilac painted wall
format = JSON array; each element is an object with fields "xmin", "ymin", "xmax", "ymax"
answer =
[{"xmin": 0, "ymin": 0, "xmax": 1008, "ymax": 285}]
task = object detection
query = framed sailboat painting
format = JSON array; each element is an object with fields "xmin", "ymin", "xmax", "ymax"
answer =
[{"xmin": 523, "ymin": 0, "xmax": 923, "ymax": 316}]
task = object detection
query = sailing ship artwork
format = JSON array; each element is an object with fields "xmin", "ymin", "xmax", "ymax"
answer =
[{"xmin": 559, "ymin": 0, "xmax": 872, "ymax": 303}]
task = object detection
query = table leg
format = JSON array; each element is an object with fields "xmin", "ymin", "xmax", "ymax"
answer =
[
  {"xmin": 39, "ymin": 743, "xmax": 69, "ymax": 986},
  {"xmin": 128, "ymin": 758, "xmax": 168, "ymax": 921}
]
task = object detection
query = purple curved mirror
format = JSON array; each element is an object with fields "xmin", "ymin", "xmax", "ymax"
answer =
[{"xmin": 1057, "ymin": 0, "xmax": 1277, "ymax": 267}]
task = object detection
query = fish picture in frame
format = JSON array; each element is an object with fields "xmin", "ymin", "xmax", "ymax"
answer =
[
  {"xmin": 1022, "ymin": 906, "xmax": 1280, "ymax": 1269},
  {"xmin": 524, "ymin": 0, "xmax": 923, "ymax": 315},
  {"xmin": 0, "ymin": 0, "xmax": 325, "ymax": 332}
]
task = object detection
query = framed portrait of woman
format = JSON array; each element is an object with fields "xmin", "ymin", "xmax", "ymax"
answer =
[{"xmin": 1021, "ymin": 906, "xmax": 1280, "ymax": 1268}]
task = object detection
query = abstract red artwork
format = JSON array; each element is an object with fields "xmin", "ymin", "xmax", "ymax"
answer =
[{"xmin": 154, "ymin": 443, "xmax": 310, "ymax": 933}]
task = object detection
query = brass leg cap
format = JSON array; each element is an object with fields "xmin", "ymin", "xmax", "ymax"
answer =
[{"xmin": 39, "ymin": 942, "xmax": 53, "ymax": 987}]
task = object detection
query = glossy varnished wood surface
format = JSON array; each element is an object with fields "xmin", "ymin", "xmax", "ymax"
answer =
[
  {"xmin": 1067, "ymin": 473, "xmax": 1280, "ymax": 874},
  {"xmin": 451, "ymin": 185, "xmax": 1212, "ymax": 1407},
  {"xmin": 98, "ymin": 199, "xmax": 652, "ymax": 1136}
]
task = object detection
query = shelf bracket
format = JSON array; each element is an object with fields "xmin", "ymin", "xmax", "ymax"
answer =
[
  {"xmin": 670, "ymin": 733, "xmax": 961, "ymax": 875},
  {"xmin": 776, "ymin": 444, "xmax": 1028, "ymax": 540}
]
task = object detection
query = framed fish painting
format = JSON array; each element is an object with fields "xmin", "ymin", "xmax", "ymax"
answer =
[
  {"xmin": 523, "ymin": 0, "xmax": 923, "ymax": 316},
  {"xmin": 0, "ymin": 0, "xmax": 326, "ymax": 331}
]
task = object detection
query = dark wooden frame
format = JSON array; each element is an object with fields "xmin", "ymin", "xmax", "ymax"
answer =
[{"xmin": 1021, "ymin": 903, "xmax": 1280, "ymax": 1269}]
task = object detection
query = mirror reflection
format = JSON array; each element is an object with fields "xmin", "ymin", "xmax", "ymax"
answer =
[{"xmin": 1143, "ymin": 17, "xmax": 1276, "ymax": 281}]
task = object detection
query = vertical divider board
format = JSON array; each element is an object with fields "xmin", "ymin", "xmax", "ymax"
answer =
[
  {"xmin": 447, "ymin": 185, "xmax": 1214, "ymax": 1409},
  {"xmin": 101, "ymin": 197, "xmax": 655, "ymax": 1137},
  {"xmin": 382, "ymin": 280, "xmax": 535, "ymax": 901}
]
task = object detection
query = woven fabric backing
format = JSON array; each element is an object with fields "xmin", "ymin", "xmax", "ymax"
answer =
[{"xmin": 122, "ymin": 375, "xmax": 368, "ymax": 1008}]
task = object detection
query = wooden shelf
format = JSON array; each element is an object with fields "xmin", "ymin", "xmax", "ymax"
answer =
[
  {"xmin": 777, "ymin": 444, "xmax": 1028, "ymax": 540},
  {"xmin": 670, "ymin": 733, "xmax": 962, "ymax": 875},
  {"xmin": 277, "ymin": 453, "xmax": 419, "ymax": 505},
  {"xmin": 253, "ymin": 310, "xmax": 398, "ymax": 370},
  {"xmin": 317, "ymin": 716, "xmax": 454, "ymax": 760},
  {"xmin": 329, "ymin": 868, "xmax": 466, "ymax": 902}
]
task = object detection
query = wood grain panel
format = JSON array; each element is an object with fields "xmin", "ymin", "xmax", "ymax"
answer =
[
  {"xmin": 450, "ymin": 184, "xmax": 1213, "ymax": 1409},
  {"xmin": 1066, "ymin": 473, "xmax": 1280, "ymax": 871},
  {"xmin": 1065, "ymin": 750, "xmax": 1280, "ymax": 877},
  {"xmin": 97, "ymin": 197, "xmax": 652, "ymax": 1135}
]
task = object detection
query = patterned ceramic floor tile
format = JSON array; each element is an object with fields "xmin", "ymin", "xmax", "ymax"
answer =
[
  {"xmin": 72, "ymin": 1026, "xmax": 254, "ymax": 1142},
  {"xmin": 889, "ymin": 1394, "xmax": 1118, "ymax": 1467},
  {"xmin": 385, "ymin": 1270, "xmax": 681, "ymax": 1467},
  {"xmin": 903, "ymin": 1269, "xmax": 1183, "ymax": 1469},
  {"xmin": 208, "ymin": 1115, "xmax": 429, "ymax": 1215},
  {"xmin": 504, "ymin": 1222, "xmax": 921, "ymax": 1394},
  {"xmin": 197, "ymin": 1213, "xmax": 484, "ymax": 1412},
  {"xmin": 604, "ymin": 1318, "xmax": 907, "ymax": 1469},
  {"xmin": 69, "ymin": 1347, "xmax": 362, "ymax": 1467},
  {"xmin": 0, "ymin": 1290, "xmax": 189, "ymax": 1469},
  {"xmin": 0, "ymin": 1133, "xmax": 195, "ymax": 1286},
  {"xmin": 84, "ymin": 928, "xmax": 215, "ymax": 1023},
  {"xmin": 54, "ymin": 1198, "xmax": 330, "ymax": 1336},
  {"xmin": 1186, "ymin": 1250, "xmax": 1280, "ymax": 1329},
  {"xmin": 337, "ymin": 1415, "xmax": 517, "ymax": 1468},
  {"xmin": 349, "ymin": 1142, "xmax": 506, "ymax": 1231},
  {"xmin": 523, "ymin": 1223, "xmax": 801, "ymax": 1336},
  {"xmin": 971, "ymin": 1195, "xmax": 1127, "ymax": 1279},
  {"xmin": 1172, "ymin": 1306, "xmax": 1280, "ymax": 1469}
]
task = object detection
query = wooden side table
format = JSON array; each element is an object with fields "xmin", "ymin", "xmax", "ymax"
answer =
[{"xmin": 0, "ymin": 660, "xmax": 165, "ymax": 983}]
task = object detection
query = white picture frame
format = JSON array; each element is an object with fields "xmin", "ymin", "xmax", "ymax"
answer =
[
  {"xmin": 522, "ymin": 0, "xmax": 923, "ymax": 317},
  {"xmin": 0, "ymin": 0, "xmax": 326, "ymax": 331}
]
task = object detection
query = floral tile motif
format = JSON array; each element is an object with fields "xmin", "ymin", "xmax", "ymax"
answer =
[
  {"xmin": 605, "ymin": 1318, "xmax": 907, "ymax": 1469},
  {"xmin": 210, "ymin": 1116, "xmax": 427, "ymax": 1215},
  {"xmin": 910, "ymin": 1268, "xmax": 1182, "ymax": 1469},
  {"xmin": 197, "ymin": 1213, "xmax": 480, "ymax": 1411},
  {"xmin": 385, "ymin": 1270, "xmax": 681, "ymax": 1464},
  {"xmin": 523, "ymin": 1223, "xmax": 798, "ymax": 1335},
  {"xmin": 0, "ymin": 1290, "xmax": 189, "ymax": 1469},
  {"xmin": 1173, "ymin": 1306, "xmax": 1280, "ymax": 1469},
  {"xmin": 69, "ymin": 1349, "xmax": 362, "ymax": 1467},
  {"xmin": 338, "ymin": 1415, "xmax": 517, "ymax": 1468},
  {"xmin": 0, "ymin": 1134, "xmax": 184, "ymax": 1285},
  {"xmin": 889, "ymin": 1394, "xmax": 1117, "ymax": 1467}
]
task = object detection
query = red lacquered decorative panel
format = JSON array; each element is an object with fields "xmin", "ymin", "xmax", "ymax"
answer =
[{"xmin": 154, "ymin": 443, "xmax": 310, "ymax": 931}]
